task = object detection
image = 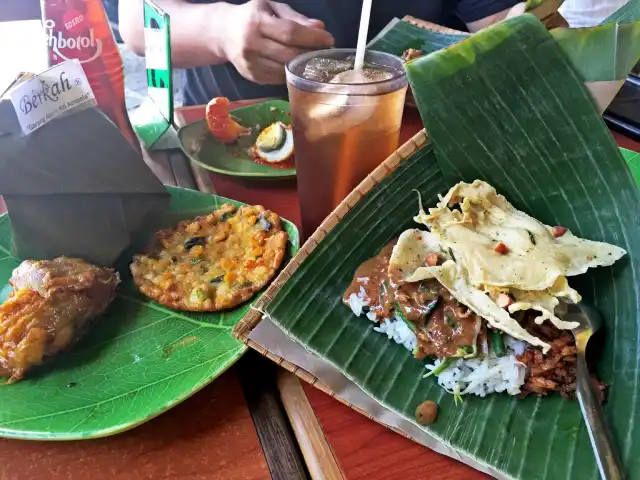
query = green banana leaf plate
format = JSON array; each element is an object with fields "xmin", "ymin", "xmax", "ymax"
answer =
[
  {"xmin": 0, "ymin": 186, "xmax": 299, "ymax": 440},
  {"xmin": 259, "ymin": 15, "xmax": 640, "ymax": 480},
  {"xmin": 178, "ymin": 99, "xmax": 296, "ymax": 179}
]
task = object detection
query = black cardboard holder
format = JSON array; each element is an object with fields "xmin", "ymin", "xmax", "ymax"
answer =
[{"xmin": 0, "ymin": 98, "xmax": 170, "ymax": 267}]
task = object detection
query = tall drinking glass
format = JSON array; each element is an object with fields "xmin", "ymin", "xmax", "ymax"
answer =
[{"xmin": 286, "ymin": 49, "xmax": 408, "ymax": 240}]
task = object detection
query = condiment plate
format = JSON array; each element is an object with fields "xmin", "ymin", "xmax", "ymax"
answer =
[{"xmin": 178, "ymin": 100, "xmax": 296, "ymax": 179}]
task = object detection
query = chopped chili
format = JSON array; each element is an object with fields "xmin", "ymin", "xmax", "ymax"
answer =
[
  {"xmin": 552, "ymin": 226, "xmax": 568, "ymax": 238},
  {"xmin": 494, "ymin": 241, "xmax": 509, "ymax": 254}
]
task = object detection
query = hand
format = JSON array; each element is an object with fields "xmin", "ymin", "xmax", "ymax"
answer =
[{"xmin": 221, "ymin": 0, "xmax": 334, "ymax": 85}]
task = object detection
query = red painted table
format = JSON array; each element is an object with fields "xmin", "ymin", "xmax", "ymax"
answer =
[{"xmin": 0, "ymin": 369, "xmax": 271, "ymax": 480}]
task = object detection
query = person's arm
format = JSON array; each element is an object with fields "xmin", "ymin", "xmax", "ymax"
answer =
[
  {"xmin": 118, "ymin": 0, "xmax": 232, "ymax": 68},
  {"xmin": 119, "ymin": 0, "xmax": 333, "ymax": 84},
  {"xmin": 456, "ymin": 0, "xmax": 526, "ymax": 32}
]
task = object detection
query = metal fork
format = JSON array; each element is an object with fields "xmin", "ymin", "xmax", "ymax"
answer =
[{"xmin": 565, "ymin": 302, "xmax": 625, "ymax": 480}]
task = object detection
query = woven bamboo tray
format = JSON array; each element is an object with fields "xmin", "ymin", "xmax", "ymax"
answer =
[
  {"xmin": 233, "ymin": 128, "xmax": 431, "ymax": 444},
  {"xmin": 401, "ymin": 15, "xmax": 466, "ymax": 35}
]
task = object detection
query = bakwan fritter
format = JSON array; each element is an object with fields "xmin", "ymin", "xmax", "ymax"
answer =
[
  {"xmin": 131, "ymin": 204, "xmax": 288, "ymax": 312},
  {"xmin": 0, "ymin": 257, "xmax": 120, "ymax": 382}
]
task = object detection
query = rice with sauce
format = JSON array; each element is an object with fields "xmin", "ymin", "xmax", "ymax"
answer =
[
  {"xmin": 347, "ymin": 287, "xmax": 527, "ymax": 398},
  {"xmin": 341, "ymin": 181, "xmax": 626, "ymax": 404}
]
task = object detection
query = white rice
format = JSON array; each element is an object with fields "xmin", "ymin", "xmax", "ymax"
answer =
[
  {"xmin": 425, "ymin": 353, "xmax": 526, "ymax": 398},
  {"xmin": 346, "ymin": 291, "xmax": 527, "ymax": 398},
  {"xmin": 504, "ymin": 334, "xmax": 526, "ymax": 356},
  {"xmin": 373, "ymin": 316, "xmax": 418, "ymax": 352},
  {"xmin": 347, "ymin": 287, "xmax": 369, "ymax": 316}
]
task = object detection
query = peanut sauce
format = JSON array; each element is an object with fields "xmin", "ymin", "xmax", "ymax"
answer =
[{"xmin": 343, "ymin": 240, "xmax": 482, "ymax": 359}]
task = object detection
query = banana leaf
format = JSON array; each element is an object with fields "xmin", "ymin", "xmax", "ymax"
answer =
[
  {"xmin": 368, "ymin": 13, "xmax": 640, "ymax": 112},
  {"xmin": 549, "ymin": 21, "xmax": 640, "ymax": 110},
  {"xmin": 626, "ymin": 148, "xmax": 640, "ymax": 184},
  {"xmin": 406, "ymin": 12, "xmax": 640, "ymax": 476},
  {"xmin": 603, "ymin": 0, "xmax": 640, "ymax": 24},
  {"xmin": 367, "ymin": 18, "xmax": 468, "ymax": 57},
  {"xmin": 261, "ymin": 14, "xmax": 640, "ymax": 480},
  {"xmin": 551, "ymin": 22, "xmax": 640, "ymax": 80}
]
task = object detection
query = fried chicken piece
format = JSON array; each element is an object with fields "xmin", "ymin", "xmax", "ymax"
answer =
[{"xmin": 0, "ymin": 257, "xmax": 120, "ymax": 382}]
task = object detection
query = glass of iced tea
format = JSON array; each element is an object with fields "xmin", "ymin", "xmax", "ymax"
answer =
[{"xmin": 286, "ymin": 49, "xmax": 408, "ymax": 240}]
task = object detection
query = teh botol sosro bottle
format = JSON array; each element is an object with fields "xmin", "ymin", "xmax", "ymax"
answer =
[{"xmin": 41, "ymin": 0, "xmax": 140, "ymax": 151}]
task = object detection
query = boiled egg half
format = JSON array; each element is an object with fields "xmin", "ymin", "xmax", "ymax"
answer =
[{"xmin": 252, "ymin": 122, "xmax": 294, "ymax": 163}]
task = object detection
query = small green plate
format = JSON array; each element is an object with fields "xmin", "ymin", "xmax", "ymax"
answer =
[
  {"xmin": 0, "ymin": 186, "xmax": 299, "ymax": 440},
  {"xmin": 178, "ymin": 100, "xmax": 296, "ymax": 178}
]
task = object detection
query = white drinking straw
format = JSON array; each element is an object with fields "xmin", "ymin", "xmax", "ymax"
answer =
[{"xmin": 353, "ymin": 0, "xmax": 373, "ymax": 71}]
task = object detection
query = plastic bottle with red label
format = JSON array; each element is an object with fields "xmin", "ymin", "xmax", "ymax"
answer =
[{"xmin": 41, "ymin": 0, "xmax": 140, "ymax": 151}]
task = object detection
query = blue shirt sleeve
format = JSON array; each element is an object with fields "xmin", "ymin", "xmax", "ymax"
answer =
[{"xmin": 455, "ymin": 0, "xmax": 522, "ymax": 23}]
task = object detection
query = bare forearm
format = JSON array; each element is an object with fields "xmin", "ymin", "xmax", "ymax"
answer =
[{"xmin": 118, "ymin": 0, "xmax": 231, "ymax": 68}]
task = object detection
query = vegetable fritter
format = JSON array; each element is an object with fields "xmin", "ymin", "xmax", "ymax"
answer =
[{"xmin": 131, "ymin": 204, "xmax": 288, "ymax": 312}]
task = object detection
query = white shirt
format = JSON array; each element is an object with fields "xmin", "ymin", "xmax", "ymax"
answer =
[{"xmin": 558, "ymin": 0, "xmax": 630, "ymax": 27}]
